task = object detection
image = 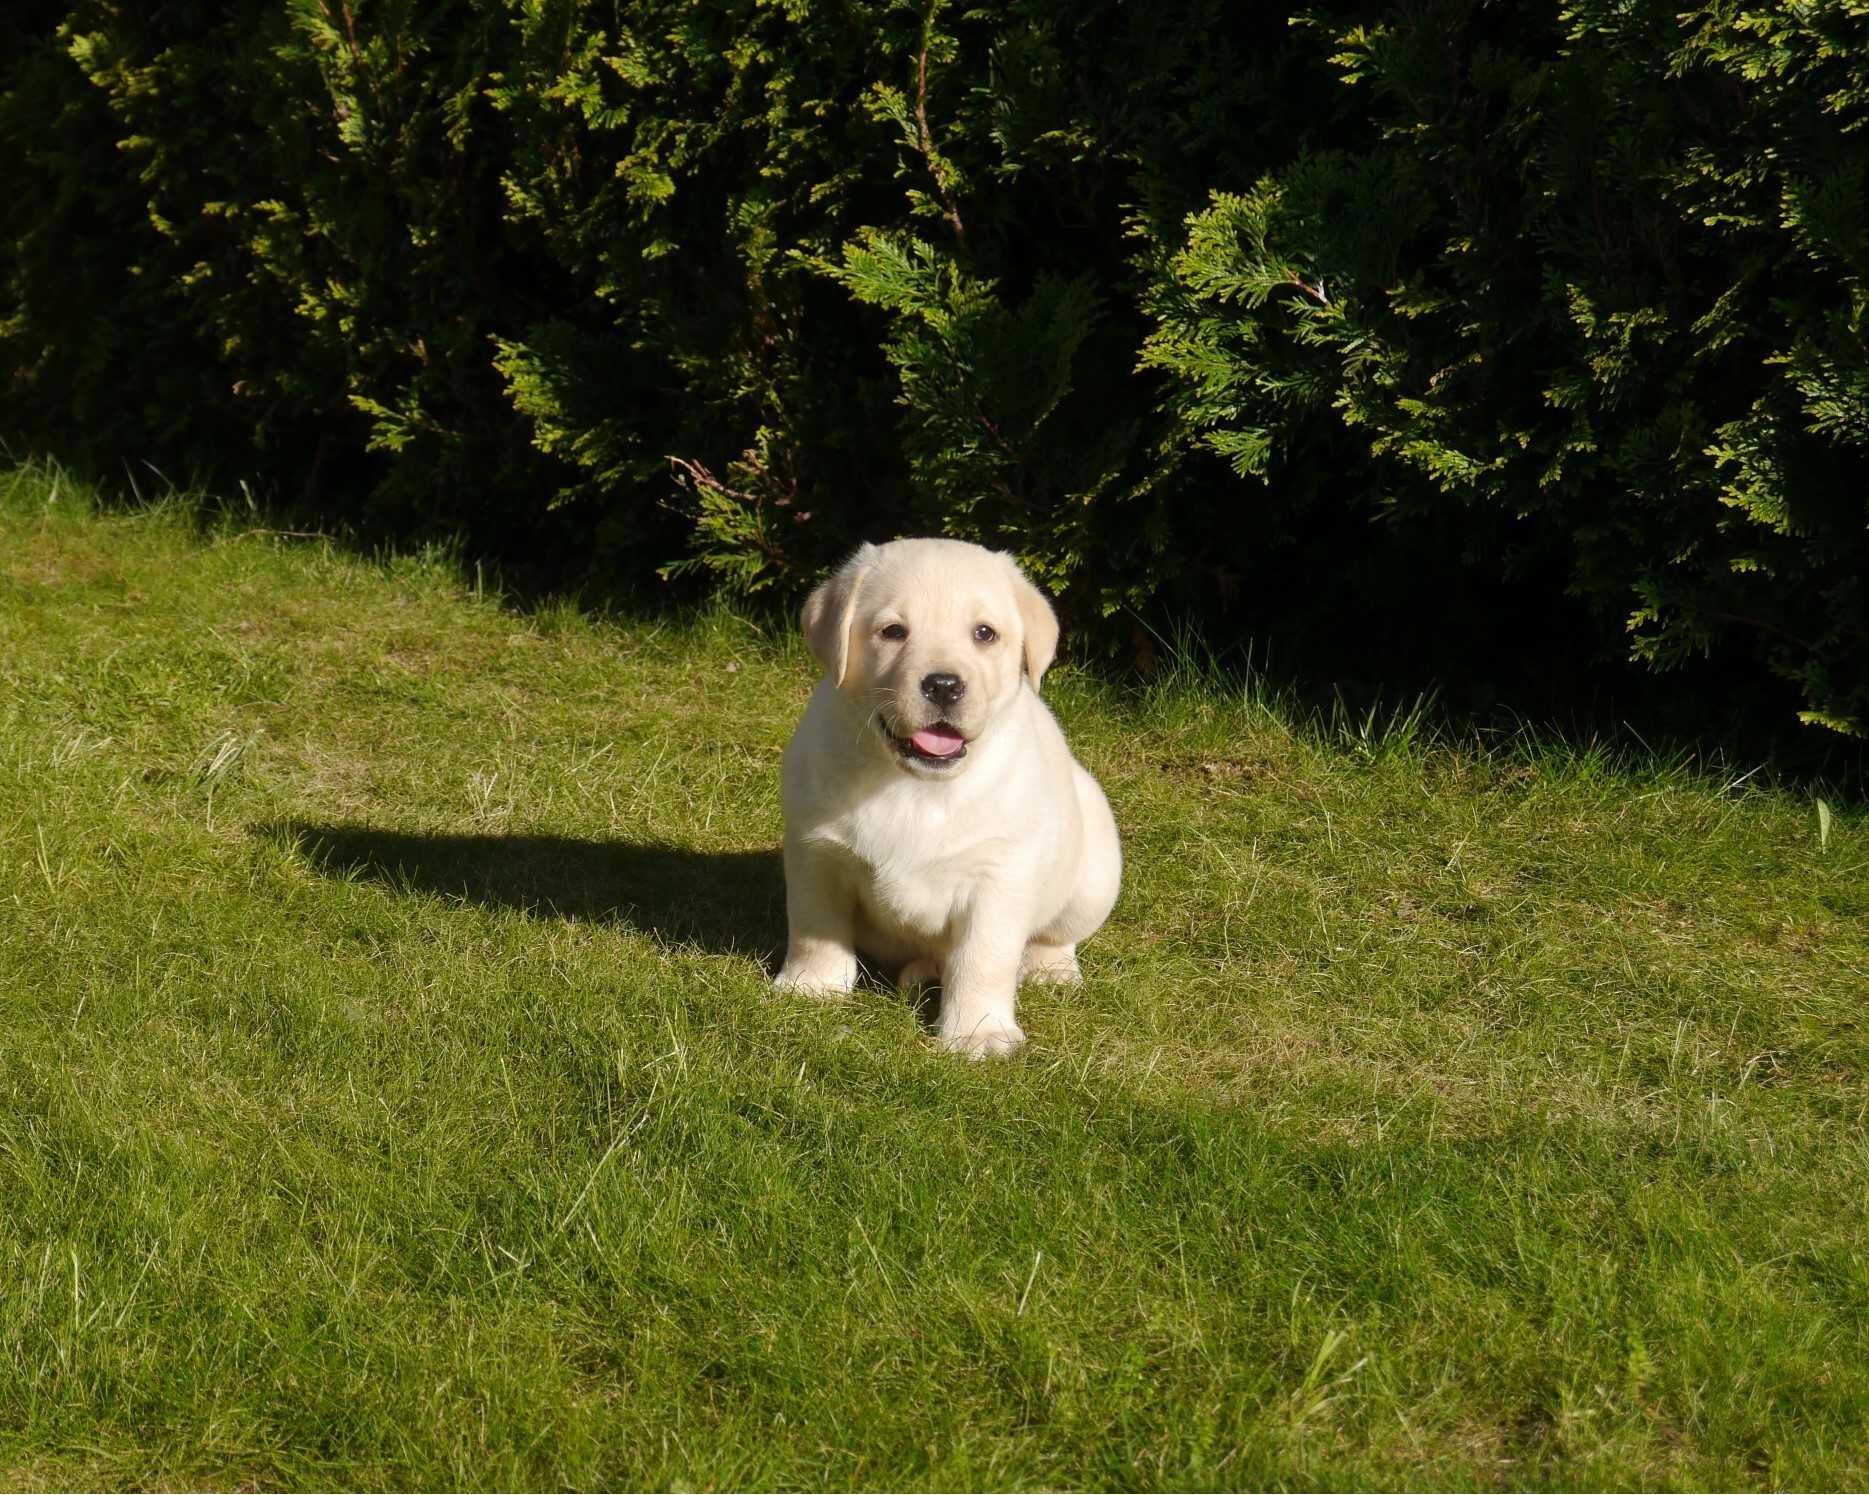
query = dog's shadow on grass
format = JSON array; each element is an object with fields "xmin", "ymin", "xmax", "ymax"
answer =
[{"xmin": 264, "ymin": 820, "xmax": 788, "ymax": 968}]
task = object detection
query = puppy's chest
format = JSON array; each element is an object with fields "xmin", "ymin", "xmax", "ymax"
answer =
[{"xmin": 816, "ymin": 801, "xmax": 1014, "ymax": 937}]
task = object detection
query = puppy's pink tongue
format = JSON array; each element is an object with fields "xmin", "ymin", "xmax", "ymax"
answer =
[{"xmin": 910, "ymin": 725, "xmax": 966, "ymax": 758}]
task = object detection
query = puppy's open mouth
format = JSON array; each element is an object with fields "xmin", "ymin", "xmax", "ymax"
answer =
[{"xmin": 882, "ymin": 720, "xmax": 969, "ymax": 765}]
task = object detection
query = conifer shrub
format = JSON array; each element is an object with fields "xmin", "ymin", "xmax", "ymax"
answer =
[
  {"xmin": 1140, "ymin": 0, "xmax": 1869, "ymax": 735},
  {"xmin": 2, "ymin": 0, "xmax": 1863, "ymax": 732}
]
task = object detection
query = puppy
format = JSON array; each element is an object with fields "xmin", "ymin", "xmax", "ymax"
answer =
[{"xmin": 774, "ymin": 538, "xmax": 1121, "ymax": 1055}]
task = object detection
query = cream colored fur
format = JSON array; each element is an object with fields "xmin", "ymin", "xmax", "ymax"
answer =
[{"xmin": 774, "ymin": 538, "xmax": 1122, "ymax": 1057}]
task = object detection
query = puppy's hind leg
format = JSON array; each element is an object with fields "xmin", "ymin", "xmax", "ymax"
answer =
[
  {"xmin": 1019, "ymin": 940, "xmax": 1081, "ymax": 986},
  {"xmin": 898, "ymin": 956, "xmax": 941, "ymax": 989},
  {"xmin": 1030, "ymin": 764, "xmax": 1121, "ymax": 964}
]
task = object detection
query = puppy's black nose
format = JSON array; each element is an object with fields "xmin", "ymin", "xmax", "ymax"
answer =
[{"xmin": 920, "ymin": 672, "xmax": 965, "ymax": 708}]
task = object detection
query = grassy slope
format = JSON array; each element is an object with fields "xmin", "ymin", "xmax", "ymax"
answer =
[{"xmin": 2, "ymin": 464, "xmax": 1865, "ymax": 1490}]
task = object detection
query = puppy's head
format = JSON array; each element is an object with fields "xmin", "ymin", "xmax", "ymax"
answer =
[{"xmin": 801, "ymin": 538, "xmax": 1059, "ymax": 778}]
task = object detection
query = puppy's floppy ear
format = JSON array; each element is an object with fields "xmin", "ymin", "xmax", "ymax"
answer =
[
  {"xmin": 1006, "ymin": 554, "xmax": 1060, "ymax": 688},
  {"xmin": 800, "ymin": 542, "xmax": 877, "ymax": 686}
]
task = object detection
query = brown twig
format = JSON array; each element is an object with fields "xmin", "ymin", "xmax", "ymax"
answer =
[
  {"xmin": 667, "ymin": 455, "xmax": 798, "ymax": 564},
  {"xmin": 973, "ymin": 404, "xmax": 1019, "ymax": 459},
  {"xmin": 669, "ymin": 455, "xmax": 757, "ymax": 506},
  {"xmin": 912, "ymin": 11, "xmax": 969, "ymax": 254},
  {"xmin": 212, "ymin": 528, "xmax": 335, "ymax": 546},
  {"xmin": 1702, "ymin": 608, "xmax": 1816, "ymax": 653}
]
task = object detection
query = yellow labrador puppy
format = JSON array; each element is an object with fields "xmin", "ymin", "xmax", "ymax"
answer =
[{"xmin": 774, "ymin": 538, "xmax": 1121, "ymax": 1056}]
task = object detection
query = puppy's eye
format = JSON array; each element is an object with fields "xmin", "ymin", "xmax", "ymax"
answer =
[
  {"xmin": 879, "ymin": 623, "xmax": 909, "ymax": 641},
  {"xmin": 973, "ymin": 623, "xmax": 998, "ymax": 644}
]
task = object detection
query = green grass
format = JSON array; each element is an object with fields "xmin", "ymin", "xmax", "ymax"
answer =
[{"xmin": 3, "ymin": 460, "xmax": 1866, "ymax": 1490}]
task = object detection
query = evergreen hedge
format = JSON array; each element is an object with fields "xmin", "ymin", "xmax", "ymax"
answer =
[{"xmin": 3, "ymin": 0, "xmax": 1865, "ymax": 733}]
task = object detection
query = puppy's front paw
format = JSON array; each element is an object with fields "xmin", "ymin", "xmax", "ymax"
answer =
[
  {"xmin": 773, "ymin": 960, "xmax": 856, "ymax": 1000},
  {"xmin": 938, "ymin": 1018, "xmax": 1027, "ymax": 1059}
]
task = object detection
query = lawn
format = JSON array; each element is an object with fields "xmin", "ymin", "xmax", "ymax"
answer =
[{"xmin": 2, "ymin": 461, "xmax": 1866, "ymax": 1490}]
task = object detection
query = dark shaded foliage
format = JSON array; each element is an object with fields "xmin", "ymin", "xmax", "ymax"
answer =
[{"xmin": 3, "ymin": 0, "xmax": 1864, "ymax": 734}]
